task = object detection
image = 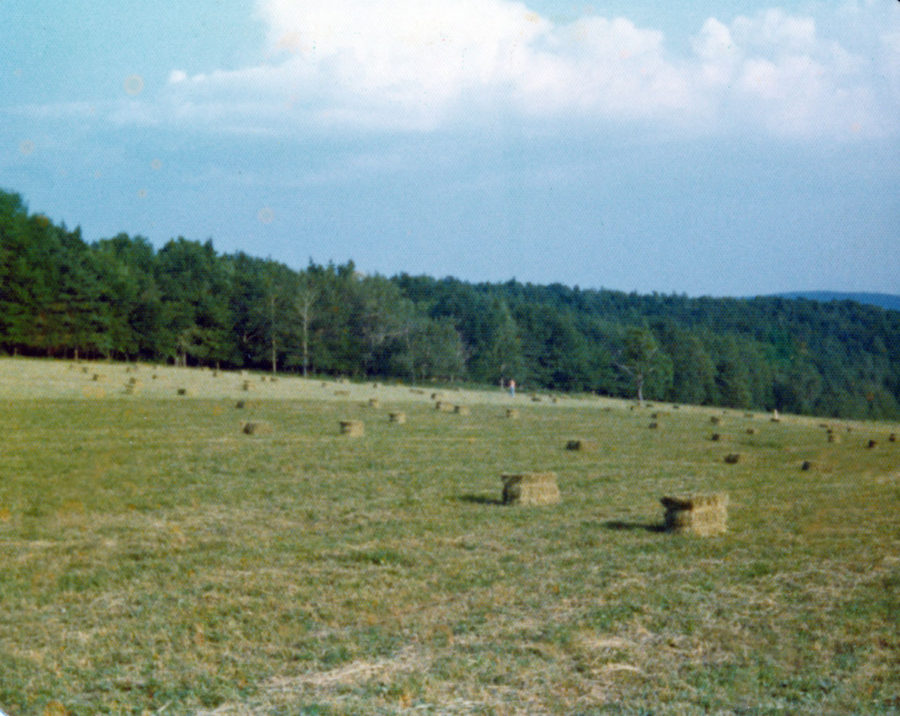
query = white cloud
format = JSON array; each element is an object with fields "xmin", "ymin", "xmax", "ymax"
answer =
[{"xmin": 146, "ymin": 1, "xmax": 898, "ymax": 139}]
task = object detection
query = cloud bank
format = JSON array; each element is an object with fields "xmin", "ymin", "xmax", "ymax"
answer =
[{"xmin": 114, "ymin": 1, "xmax": 900, "ymax": 138}]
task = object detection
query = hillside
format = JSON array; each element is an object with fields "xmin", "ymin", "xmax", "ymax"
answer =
[
  {"xmin": 772, "ymin": 291, "xmax": 900, "ymax": 313},
  {"xmin": 1, "ymin": 358, "xmax": 898, "ymax": 713},
  {"xmin": 2, "ymin": 187, "xmax": 898, "ymax": 420}
]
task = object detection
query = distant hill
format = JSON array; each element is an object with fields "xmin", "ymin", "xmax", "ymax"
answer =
[{"xmin": 769, "ymin": 292, "xmax": 900, "ymax": 313}]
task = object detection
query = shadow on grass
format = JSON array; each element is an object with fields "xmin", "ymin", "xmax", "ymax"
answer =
[
  {"xmin": 603, "ymin": 519, "xmax": 667, "ymax": 533},
  {"xmin": 456, "ymin": 493, "xmax": 505, "ymax": 506}
]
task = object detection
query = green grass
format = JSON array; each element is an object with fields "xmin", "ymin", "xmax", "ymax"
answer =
[{"xmin": 0, "ymin": 358, "xmax": 898, "ymax": 714}]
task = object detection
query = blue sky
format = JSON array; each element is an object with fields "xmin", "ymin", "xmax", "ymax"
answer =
[{"xmin": 2, "ymin": 0, "xmax": 898, "ymax": 296}]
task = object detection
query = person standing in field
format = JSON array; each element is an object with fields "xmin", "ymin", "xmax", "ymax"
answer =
[{"xmin": 509, "ymin": 379, "xmax": 516, "ymax": 397}]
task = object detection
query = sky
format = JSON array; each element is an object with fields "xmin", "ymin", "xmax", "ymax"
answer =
[{"xmin": 2, "ymin": 0, "xmax": 898, "ymax": 297}]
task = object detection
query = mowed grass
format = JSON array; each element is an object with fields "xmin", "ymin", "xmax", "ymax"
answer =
[{"xmin": 0, "ymin": 359, "xmax": 898, "ymax": 714}]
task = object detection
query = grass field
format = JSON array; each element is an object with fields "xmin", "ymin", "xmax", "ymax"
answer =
[{"xmin": 1, "ymin": 357, "xmax": 898, "ymax": 714}]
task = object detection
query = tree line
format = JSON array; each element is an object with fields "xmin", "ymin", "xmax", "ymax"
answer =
[{"xmin": 2, "ymin": 188, "xmax": 898, "ymax": 420}]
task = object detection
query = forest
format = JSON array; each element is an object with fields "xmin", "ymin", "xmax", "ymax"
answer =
[{"xmin": 1, "ymin": 188, "xmax": 898, "ymax": 420}]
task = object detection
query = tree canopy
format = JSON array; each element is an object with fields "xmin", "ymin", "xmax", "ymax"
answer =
[{"xmin": 2, "ymin": 188, "xmax": 898, "ymax": 419}]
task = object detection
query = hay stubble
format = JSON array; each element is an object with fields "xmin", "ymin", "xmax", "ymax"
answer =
[{"xmin": 0, "ymin": 358, "xmax": 898, "ymax": 714}]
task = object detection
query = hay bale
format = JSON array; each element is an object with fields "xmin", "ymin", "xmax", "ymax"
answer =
[
  {"xmin": 334, "ymin": 390, "xmax": 350, "ymax": 397},
  {"xmin": 867, "ymin": 439, "xmax": 878, "ymax": 449},
  {"xmin": 710, "ymin": 433, "xmax": 721, "ymax": 441},
  {"xmin": 746, "ymin": 428, "xmax": 758, "ymax": 435},
  {"xmin": 388, "ymin": 412, "xmax": 406, "ymax": 424},
  {"xmin": 506, "ymin": 409, "xmax": 519, "ymax": 419},
  {"xmin": 431, "ymin": 392, "xmax": 443, "ymax": 400},
  {"xmin": 648, "ymin": 422, "xmax": 659, "ymax": 430},
  {"xmin": 827, "ymin": 431, "xmax": 839, "ymax": 443},
  {"xmin": 453, "ymin": 405, "xmax": 470, "ymax": 415},
  {"xmin": 241, "ymin": 421, "xmax": 272, "ymax": 435},
  {"xmin": 890, "ymin": 433, "xmax": 897, "ymax": 443},
  {"xmin": 176, "ymin": 387, "xmax": 193, "ymax": 396},
  {"xmin": 566, "ymin": 439, "xmax": 596, "ymax": 452},
  {"xmin": 724, "ymin": 453, "xmax": 741, "ymax": 464},
  {"xmin": 92, "ymin": 373, "xmax": 104, "ymax": 382},
  {"xmin": 501, "ymin": 473, "xmax": 560, "ymax": 506},
  {"xmin": 661, "ymin": 493, "xmax": 728, "ymax": 536},
  {"xmin": 531, "ymin": 395, "xmax": 542, "ymax": 403},
  {"xmin": 339, "ymin": 420, "xmax": 364, "ymax": 437},
  {"xmin": 235, "ymin": 400, "xmax": 246, "ymax": 409},
  {"xmin": 368, "ymin": 398, "xmax": 380, "ymax": 408},
  {"xmin": 434, "ymin": 401, "xmax": 454, "ymax": 412},
  {"xmin": 710, "ymin": 416, "xmax": 721, "ymax": 425},
  {"xmin": 801, "ymin": 461, "xmax": 813, "ymax": 471},
  {"xmin": 241, "ymin": 381, "xmax": 253, "ymax": 391}
]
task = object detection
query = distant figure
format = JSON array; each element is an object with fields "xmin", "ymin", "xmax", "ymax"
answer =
[{"xmin": 509, "ymin": 379, "xmax": 516, "ymax": 397}]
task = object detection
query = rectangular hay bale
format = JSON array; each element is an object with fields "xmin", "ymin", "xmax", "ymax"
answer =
[
  {"xmin": 502, "ymin": 472, "xmax": 560, "ymax": 506},
  {"xmin": 241, "ymin": 421, "xmax": 272, "ymax": 435},
  {"xmin": 339, "ymin": 420, "xmax": 365, "ymax": 437},
  {"xmin": 661, "ymin": 493, "xmax": 728, "ymax": 536}
]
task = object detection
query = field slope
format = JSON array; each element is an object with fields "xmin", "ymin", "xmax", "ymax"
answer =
[{"xmin": 0, "ymin": 358, "xmax": 898, "ymax": 714}]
